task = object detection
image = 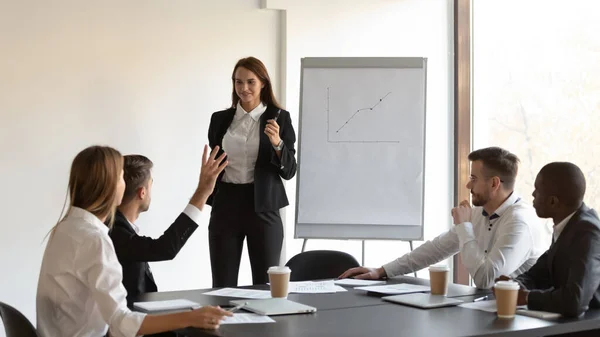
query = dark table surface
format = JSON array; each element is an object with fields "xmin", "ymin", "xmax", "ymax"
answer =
[
  {"xmin": 178, "ymin": 303, "xmax": 600, "ymax": 337},
  {"xmin": 135, "ymin": 277, "xmax": 600, "ymax": 337}
]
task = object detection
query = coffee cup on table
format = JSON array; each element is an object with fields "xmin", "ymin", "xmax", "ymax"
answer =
[
  {"xmin": 268, "ymin": 266, "xmax": 291, "ymax": 298},
  {"xmin": 494, "ymin": 280, "xmax": 520, "ymax": 318},
  {"xmin": 429, "ymin": 265, "xmax": 449, "ymax": 296}
]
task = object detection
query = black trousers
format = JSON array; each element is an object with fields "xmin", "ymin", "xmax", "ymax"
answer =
[{"xmin": 208, "ymin": 182, "xmax": 284, "ymax": 287}]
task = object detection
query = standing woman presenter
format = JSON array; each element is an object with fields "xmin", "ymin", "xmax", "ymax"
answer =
[{"xmin": 207, "ymin": 57, "xmax": 297, "ymax": 287}]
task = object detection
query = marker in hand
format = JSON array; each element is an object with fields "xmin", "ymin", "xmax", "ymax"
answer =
[{"xmin": 273, "ymin": 109, "xmax": 281, "ymax": 122}]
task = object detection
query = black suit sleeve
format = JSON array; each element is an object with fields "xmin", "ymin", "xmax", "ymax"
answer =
[
  {"xmin": 515, "ymin": 250, "xmax": 552, "ymax": 290},
  {"xmin": 269, "ymin": 110, "xmax": 297, "ymax": 180},
  {"xmin": 110, "ymin": 213, "xmax": 198, "ymax": 262},
  {"xmin": 208, "ymin": 113, "xmax": 222, "ymax": 154},
  {"xmin": 527, "ymin": 221, "xmax": 600, "ymax": 317},
  {"xmin": 206, "ymin": 112, "xmax": 225, "ymax": 206}
]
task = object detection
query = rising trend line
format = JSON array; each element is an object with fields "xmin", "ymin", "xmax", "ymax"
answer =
[{"xmin": 336, "ymin": 92, "xmax": 392, "ymax": 133}]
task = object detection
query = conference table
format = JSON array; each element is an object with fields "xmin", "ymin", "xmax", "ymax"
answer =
[{"xmin": 136, "ymin": 276, "xmax": 600, "ymax": 337}]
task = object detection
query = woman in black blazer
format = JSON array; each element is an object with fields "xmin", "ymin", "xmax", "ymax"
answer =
[{"xmin": 207, "ymin": 57, "xmax": 297, "ymax": 287}]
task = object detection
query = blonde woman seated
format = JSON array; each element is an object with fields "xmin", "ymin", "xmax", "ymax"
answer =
[{"xmin": 36, "ymin": 145, "xmax": 231, "ymax": 337}]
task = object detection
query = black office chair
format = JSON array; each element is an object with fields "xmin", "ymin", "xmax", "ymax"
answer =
[
  {"xmin": 285, "ymin": 250, "xmax": 360, "ymax": 281},
  {"xmin": 0, "ymin": 301, "xmax": 38, "ymax": 337}
]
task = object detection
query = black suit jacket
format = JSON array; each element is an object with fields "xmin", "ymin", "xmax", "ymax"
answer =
[
  {"xmin": 109, "ymin": 210, "xmax": 198, "ymax": 307},
  {"xmin": 207, "ymin": 104, "xmax": 297, "ymax": 212},
  {"xmin": 516, "ymin": 203, "xmax": 600, "ymax": 317}
]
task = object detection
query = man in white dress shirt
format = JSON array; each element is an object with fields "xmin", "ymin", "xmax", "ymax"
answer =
[{"xmin": 340, "ymin": 147, "xmax": 549, "ymax": 289}]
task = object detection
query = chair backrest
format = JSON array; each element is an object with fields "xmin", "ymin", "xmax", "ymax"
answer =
[
  {"xmin": 0, "ymin": 301, "xmax": 38, "ymax": 337},
  {"xmin": 285, "ymin": 250, "xmax": 360, "ymax": 281}
]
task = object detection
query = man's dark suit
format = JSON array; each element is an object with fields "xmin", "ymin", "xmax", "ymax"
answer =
[
  {"xmin": 516, "ymin": 203, "xmax": 600, "ymax": 317},
  {"xmin": 109, "ymin": 210, "xmax": 198, "ymax": 307}
]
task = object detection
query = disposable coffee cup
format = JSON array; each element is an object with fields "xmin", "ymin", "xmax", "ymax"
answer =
[
  {"xmin": 494, "ymin": 281, "xmax": 520, "ymax": 318},
  {"xmin": 429, "ymin": 265, "xmax": 449, "ymax": 295},
  {"xmin": 268, "ymin": 266, "xmax": 291, "ymax": 298}
]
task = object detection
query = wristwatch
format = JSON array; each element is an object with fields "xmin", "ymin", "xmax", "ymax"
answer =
[{"xmin": 273, "ymin": 140, "xmax": 284, "ymax": 151}]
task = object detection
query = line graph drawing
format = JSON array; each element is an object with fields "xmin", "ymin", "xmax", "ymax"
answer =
[
  {"xmin": 336, "ymin": 91, "xmax": 392, "ymax": 133},
  {"xmin": 326, "ymin": 87, "xmax": 400, "ymax": 143}
]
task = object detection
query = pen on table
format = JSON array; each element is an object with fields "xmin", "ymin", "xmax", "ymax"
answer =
[
  {"xmin": 473, "ymin": 296, "xmax": 488, "ymax": 302},
  {"xmin": 227, "ymin": 302, "xmax": 247, "ymax": 313}
]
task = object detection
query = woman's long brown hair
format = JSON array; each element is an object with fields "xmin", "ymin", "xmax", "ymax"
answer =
[{"xmin": 47, "ymin": 146, "xmax": 123, "ymax": 239}]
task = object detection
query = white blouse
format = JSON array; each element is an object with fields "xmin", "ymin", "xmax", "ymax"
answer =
[
  {"xmin": 36, "ymin": 207, "xmax": 146, "ymax": 337},
  {"xmin": 221, "ymin": 102, "xmax": 267, "ymax": 184}
]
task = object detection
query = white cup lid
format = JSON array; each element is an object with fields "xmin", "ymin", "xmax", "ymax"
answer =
[
  {"xmin": 268, "ymin": 266, "xmax": 291, "ymax": 274},
  {"xmin": 429, "ymin": 265, "xmax": 449, "ymax": 272},
  {"xmin": 494, "ymin": 280, "xmax": 520, "ymax": 290}
]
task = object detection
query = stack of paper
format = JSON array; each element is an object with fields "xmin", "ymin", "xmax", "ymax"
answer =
[
  {"xmin": 288, "ymin": 280, "xmax": 346, "ymax": 293},
  {"xmin": 203, "ymin": 288, "xmax": 272, "ymax": 299},
  {"xmin": 516, "ymin": 309, "xmax": 561, "ymax": 319},
  {"xmin": 458, "ymin": 300, "xmax": 500, "ymax": 313},
  {"xmin": 459, "ymin": 300, "xmax": 527, "ymax": 313},
  {"xmin": 354, "ymin": 283, "xmax": 431, "ymax": 295},
  {"xmin": 459, "ymin": 300, "xmax": 560, "ymax": 319},
  {"xmin": 221, "ymin": 313, "xmax": 276, "ymax": 324},
  {"xmin": 204, "ymin": 282, "xmax": 347, "ymax": 299}
]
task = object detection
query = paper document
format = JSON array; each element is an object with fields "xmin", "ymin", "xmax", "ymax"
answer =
[
  {"xmin": 221, "ymin": 313, "xmax": 276, "ymax": 324},
  {"xmin": 203, "ymin": 288, "xmax": 271, "ymax": 299},
  {"xmin": 333, "ymin": 285, "xmax": 348, "ymax": 292},
  {"xmin": 516, "ymin": 309, "xmax": 561, "ymax": 319},
  {"xmin": 334, "ymin": 279, "xmax": 386, "ymax": 287},
  {"xmin": 289, "ymin": 281, "xmax": 340, "ymax": 293},
  {"xmin": 354, "ymin": 283, "xmax": 430, "ymax": 295},
  {"xmin": 133, "ymin": 299, "xmax": 200, "ymax": 312},
  {"xmin": 459, "ymin": 300, "xmax": 526, "ymax": 313}
]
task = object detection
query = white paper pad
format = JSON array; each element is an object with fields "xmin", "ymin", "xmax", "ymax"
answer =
[
  {"xmin": 354, "ymin": 283, "xmax": 431, "ymax": 295},
  {"xmin": 516, "ymin": 309, "xmax": 561, "ymax": 319},
  {"xmin": 459, "ymin": 300, "xmax": 526, "ymax": 313},
  {"xmin": 203, "ymin": 288, "xmax": 271, "ymax": 299},
  {"xmin": 133, "ymin": 299, "xmax": 200, "ymax": 312},
  {"xmin": 221, "ymin": 313, "xmax": 276, "ymax": 324}
]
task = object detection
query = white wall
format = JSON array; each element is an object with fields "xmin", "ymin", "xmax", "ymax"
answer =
[
  {"xmin": 278, "ymin": 0, "xmax": 454, "ymax": 276},
  {"xmin": 0, "ymin": 0, "xmax": 279, "ymax": 326},
  {"xmin": 0, "ymin": 0, "xmax": 454, "ymax": 331}
]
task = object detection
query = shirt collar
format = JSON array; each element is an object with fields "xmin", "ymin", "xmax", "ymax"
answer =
[
  {"xmin": 236, "ymin": 102, "xmax": 266, "ymax": 122},
  {"xmin": 116, "ymin": 209, "xmax": 140, "ymax": 234},
  {"xmin": 553, "ymin": 210, "xmax": 577, "ymax": 241},
  {"xmin": 481, "ymin": 192, "xmax": 520, "ymax": 219},
  {"xmin": 66, "ymin": 206, "xmax": 109, "ymax": 234},
  {"xmin": 127, "ymin": 218, "xmax": 140, "ymax": 234}
]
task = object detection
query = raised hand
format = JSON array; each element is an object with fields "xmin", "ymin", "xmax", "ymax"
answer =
[{"xmin": 197, "ymin": 145, "xmax": 228, "ymax": 197}]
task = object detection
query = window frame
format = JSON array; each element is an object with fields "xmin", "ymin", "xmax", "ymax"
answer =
[{"xmin": 454, "ymin": 0, "xmax": 472, "ymax": 285}]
